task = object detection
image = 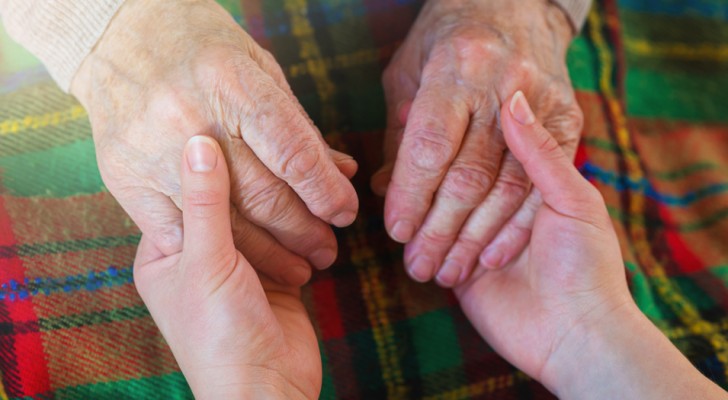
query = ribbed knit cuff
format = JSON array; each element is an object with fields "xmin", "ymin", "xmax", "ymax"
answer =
[
  {"xmin": 0, "ymin": 0, "xmax": 126, "ymax": 92},
  {"xmin": 551, "ymin": 0, "xmax": 592, "ymax": 32}
]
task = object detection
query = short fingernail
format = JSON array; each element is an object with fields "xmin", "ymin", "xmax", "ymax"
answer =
[
  {"xmin": 332, "ymin": 211, "xmax": 356, "ymax": 227},
  {"xmin": 309, "ymin": 248, "xmax": 337, "ymax": 269},
  {"xmin": 186, "ymin": 136, "xmax": 218, "ymax": 172},
  {"xmin": 480, "ymin": 247, "xmax": 504, "ymax": 269},
  {"xmin": 409, "ymin": 256, "xmax": 435, "ymax": 282},
  {"xmin": 391, "ymin": 220, "xmax": 415, "ymax": 243},
  {"xmin": 435, "ymin": 259, "xmax": 460, "ymax": 287},
  {"xmin": 509, "ymin": 91, "xmax": 536, "ymax": 126}
]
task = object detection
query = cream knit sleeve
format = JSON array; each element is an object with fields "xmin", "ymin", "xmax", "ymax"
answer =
[
  {"xmin": 551, "ymin": 0, "xmax": 592, "ymax": 32},
  {"xmin": 0, "ymin": 0, "xmax": 125, "ymax": 92}
]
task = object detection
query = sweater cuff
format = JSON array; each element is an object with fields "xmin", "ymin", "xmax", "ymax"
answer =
[
  {"xmin": 550, "ymin": 0, "xmax": 592, "ymax": 32},
  {"xmin": 0, "ymin": 0, "xmax": 125, "ymax": 92}
]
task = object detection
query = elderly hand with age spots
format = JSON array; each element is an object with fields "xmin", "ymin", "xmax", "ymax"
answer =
[
  {"xmin": 71, "ymin": 0, "xmax": 358, "ymax": 288},
  {"xmin": 454, "ymin": 91, "xmax": 726, "ymax": 399},
  {"xmin": 371, "ymin": 0, "xmax": 583, "ymax": 287}
]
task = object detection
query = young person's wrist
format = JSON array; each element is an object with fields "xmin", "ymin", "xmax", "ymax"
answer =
[
  {"xmin": 540, "ymin": 301, "xmax": 645, "ymax": 398},
  {"xmin": 184, "ymin": 364, "xmax": 312, "ymax": 400},
  {"xmin": 541, "ymin": 299, "xmax": 724, "ymax": 399}
]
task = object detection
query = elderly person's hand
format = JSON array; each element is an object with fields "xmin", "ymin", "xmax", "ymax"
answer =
[
  {"xmin": 71, "ymin": 0, "xmax": 359, "ymax": 286},
  {"xmin": 135, "ymin": 136, "xmax": 320, "ymax": 400},
  {"xmin": 456, "ymin": 93, "xmax": 725, "ymax": 399},
  {"xmin": 371, "ymin": 0, "xmax": 583, "ymax": 287}
]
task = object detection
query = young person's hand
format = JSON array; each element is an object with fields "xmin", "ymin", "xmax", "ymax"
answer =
[
  {"xmin": 455, "ymin": 92, "xmax": 726, "ymax": 399},
  {"xmin": 134, "ymin": 136, "xmax": 321, "ymax": 400}
]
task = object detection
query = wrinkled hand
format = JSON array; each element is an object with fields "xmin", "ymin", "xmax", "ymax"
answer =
[
  {"xmin": 72, "ymin": 0, "xmax": 359, "ymax": 286},
  {"xmin": 135, "ymin": 136, "xmax": 320, "ymax": 400},
  {"xmin": 372, "ymin": 0, "xmax": 582, "ymax": 287}
]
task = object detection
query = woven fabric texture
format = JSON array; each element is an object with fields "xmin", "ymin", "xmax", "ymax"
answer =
[{"xmin": 1, "ymin": 0, "xmax": 727, "ymax": 398}]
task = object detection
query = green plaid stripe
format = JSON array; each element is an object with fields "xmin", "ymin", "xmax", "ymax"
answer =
[{"xmin": 1, "ymin": 0, "xmax": 728, "ymax": 398}]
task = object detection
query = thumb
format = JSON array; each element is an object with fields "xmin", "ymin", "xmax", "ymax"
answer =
[
  {"xmin": 182, "ymin": 135, "xmax": 235, "ymax": 262},
  {"xmin": 502, "ymin": 91, "xmax": 601, "ymax": 219}
]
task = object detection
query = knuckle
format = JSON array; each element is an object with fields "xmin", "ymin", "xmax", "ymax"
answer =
[
  {"xmin": 279, "ymin": 139, "xmax": 323, "ymax": 181},
  {"xmin": 242, "ymin": 180, "xmax": 296, "ymax": 225},
  {"xmin": 153, "ymin": 225, "xmax": 183, "ymax": 254},
  {"xmin": 185, "ymin": 188, "xmax": 226, "ymax": 218},
  {"xmin": 405, "ymin": 128, "xmax": 456, "ymax": 175},
  {"xmin": 306, "ymin": 186, "xmax": 353, "ymax": 218},
  {"xmin": 536, "ymin": 132, "xmax": 564, "ymax": 158},
  {"xmin": 561, "ymin": 106, "xmax": 585, "ymax": 138},
  {"xmin": 439, "ymin": 170, "xmax": 492, "ymax": 206},
  {"xmin": 451, "ymin": 235, "xmax": 486, "ymax": 256},
  {"xmin": 450, "ymin": 27, "xmax": 508, "ymax": 59},
  {"xmin": 507, "ymin": 56, "xmax": 540, "ymax": 84},
  {"xmin": 433, "ymin": 28, "xmax": 509, "ymax": 78},
  {"xmin": 492, "ymin": 177, "xmax": 530, "ymax": 201},
  {"xmin": 419, "ymin": 228, "xmax": 456, "ymax": 247}
]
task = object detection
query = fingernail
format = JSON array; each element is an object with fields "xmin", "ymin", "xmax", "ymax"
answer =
[
  {"xmin": 309, "ymin": 248, "xmax": 337, "ymax": 269},
  {"xmin": 509, "ymin": 91, "xmax": 536, "ymax": 126},
  {"xmin": 409, "ymin": 256, "xmax": 435, "ymax": 282},
  {"xmin": 186, "ymin": 136, "xmax": 218, "ymax": 172},
  {"xmin": 480, "ymin": 247, "xmax": 504, "ymax": 269},
  {"xmin": 332, "ymin": 211, "xmax": 356, "ymax": 227},
  {"xmin": 435, "ymin": 259, "xmax": 460, "ymax": 287},
  {"xmin": 391, "ymin": 220, "xmax": 415, "ymax": 243}
]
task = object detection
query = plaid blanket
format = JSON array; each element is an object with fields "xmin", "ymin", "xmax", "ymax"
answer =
[{"xmin": 1, "ymin": 0, "xmax": 727, "ymax": 398}]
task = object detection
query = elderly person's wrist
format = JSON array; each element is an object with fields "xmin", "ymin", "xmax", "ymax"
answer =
[{"xmin": 70, "ymin": 0, "xmax": 230, "ymax": 106}]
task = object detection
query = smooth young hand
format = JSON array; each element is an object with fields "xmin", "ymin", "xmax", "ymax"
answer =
[
  {"xmin": 455, "ymin": 92, "xmax": 726, "ymax": 399},
  {"xmin": 134, "ymin": 136, "xmax": 321, "ymax": 400}
]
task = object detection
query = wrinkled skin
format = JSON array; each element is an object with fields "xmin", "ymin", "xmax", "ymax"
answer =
[
  {"xmin": 371, "ymin": 0, "xmax": 583, "ymax": 287},
  {"xmin": 72, "ymin": 0, "xmax": 359, "ymax": 286},
  {"xmin": 135, "ymin": 136, "xmax": 320, "ymax": 400}
]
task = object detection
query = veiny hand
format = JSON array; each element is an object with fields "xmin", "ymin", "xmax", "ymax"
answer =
[
  {"xmin": 72, "ymin": 0, "xmax": 359, "ymax": 286},
  {"xmin": 455, "ymin": 93, "xmax": 726, "ymax": 399},
  {"xmin": 371, "ymin": 0, "xmax": 583, "ymax": 287},
  {"xmin": 135, "ymin": 136, "xmax": 320, "ymax": 400}
]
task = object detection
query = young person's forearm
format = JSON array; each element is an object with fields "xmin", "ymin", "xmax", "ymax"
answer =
[
  {"xmin": 543, "ymin": 303, "xmax": 726, "ymax": 399},
  {"xmin": 0, "ymin": 0, "xmax": 124, "ymax": 91}
]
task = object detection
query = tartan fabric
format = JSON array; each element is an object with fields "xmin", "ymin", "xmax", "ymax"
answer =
[{"xmin": 0, "ymin": 0, "xmax": 727, "ymax": 398}]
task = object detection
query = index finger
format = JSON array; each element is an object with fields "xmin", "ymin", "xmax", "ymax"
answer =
[
  {"xmin": 384, "ymin": 80, "xmax": 470, "ymax": 243},
  {"xmin": 230, "ymin": 64, "xmax": 359, "ymax": 227}
]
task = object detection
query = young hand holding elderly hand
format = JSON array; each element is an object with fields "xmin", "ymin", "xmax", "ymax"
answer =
[
  {"xmin": 137, "ymin": 94, "xmax": 725, "ymax": 399},
  {"xmin": 71, "ymin": 0, "xmax": 359, "ymax": 287},
  {"xmin": 455, "ymin": 93, "xmax": 725, "ymax": 399},
  {"xmin": 371, "ymin": 0, "xmax": 583, "ymax": 287},
  {"xmin": 134, "ymin": 136, "xmax": 321, "ymax": 400}
]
